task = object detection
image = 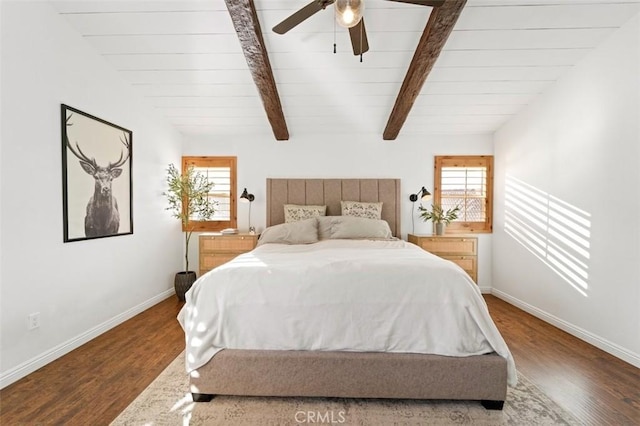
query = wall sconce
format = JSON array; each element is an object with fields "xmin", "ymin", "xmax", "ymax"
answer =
[
  {"xmin": 409, "ymin": 186, "xmax": 431, "ymax": 234},
  {"xmin": 239, "ymin": 188, "xmax": 255, "ymax": 234},
  {"xmin": 409, "ymin": 187, "xmax": 431, "ymax": 203}
]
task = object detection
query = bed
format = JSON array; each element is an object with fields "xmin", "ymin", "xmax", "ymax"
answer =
[{"xmin": 178, "ymin": 178, "xmax": 516, "ymax": 410}]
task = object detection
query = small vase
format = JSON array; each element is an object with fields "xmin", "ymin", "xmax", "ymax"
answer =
[{"xmin": 435, "ymin": 223, "xmax": 446, "ymax": 235}]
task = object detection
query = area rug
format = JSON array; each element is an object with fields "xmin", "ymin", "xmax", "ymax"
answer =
[{"xmin": 111, "ymin": 353, "xmax": 580, "ymax": 425}]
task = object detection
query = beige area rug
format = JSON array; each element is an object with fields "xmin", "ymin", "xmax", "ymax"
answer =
[{"xmin": 111, "ymin": 353, "xmax": 580, "ymax": 425}]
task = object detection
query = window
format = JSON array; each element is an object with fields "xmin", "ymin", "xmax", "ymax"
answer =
[
  {"xmin": 182, "ymin": 156, "xmax": 237, "ymax": 232},
  {"xmin": 434, "ymin": 155, "xmax": 493, "ymax": 233}
]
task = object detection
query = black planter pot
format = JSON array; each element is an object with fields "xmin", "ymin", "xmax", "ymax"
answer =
[{"xmin": 174, "ymin": 271, "xmax": 196, "ymax": 301}]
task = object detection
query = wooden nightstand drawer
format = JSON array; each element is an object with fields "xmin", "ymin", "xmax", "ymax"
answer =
[
  {"xmin": 441, "ymin": 255, "xmax": 477, "ymax": 280},
  {"xmin": 199, "ymin": 233, "xmax": 258, "ymax": 276},
  {"xmin": 200, "ymin": 235, "xmax": 256, "ymax": 252},
  {"xmin": 408, "ymin": 234, "xmax": 478, "ymax": 284},
  {"xmin": 200, "ymin": 253, "xmax": 237, "ymax": 270},
  {"xmin": 415, "ymin": 237, "xmax": 477, "ymax": 256}
]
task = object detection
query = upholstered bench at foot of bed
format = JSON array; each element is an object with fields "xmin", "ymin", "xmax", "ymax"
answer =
[{"xmin": 189, "ymin": 349, "xmax": 507, "ymax": 410}]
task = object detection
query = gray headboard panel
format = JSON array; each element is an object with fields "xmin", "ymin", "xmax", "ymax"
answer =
[{"xmin": 266, "ymin": 178, "xmax": 402, "ymax": 237}]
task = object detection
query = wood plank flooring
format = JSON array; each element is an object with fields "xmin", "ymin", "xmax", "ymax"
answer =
[
  {"xmin": 1, "ymin": 295, "xmax": 638, "ymax": 425},
  {"xmin": 0, "ymin": 297, "xmax": 185, "ymax": 425}
]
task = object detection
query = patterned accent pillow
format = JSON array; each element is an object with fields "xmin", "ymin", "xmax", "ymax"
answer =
[
  {"xmin": 284, "ymin": 204, "xmax": 327, "ymax": 223},
  {"xmin": 340, "ymin": 201, "xmax": 383, "ymax": 220}
]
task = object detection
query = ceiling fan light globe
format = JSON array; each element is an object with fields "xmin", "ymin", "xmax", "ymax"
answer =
[
  {"xmin": 343, "ymin": 8, "xmax": 355, "ymax": 24},
  {"xmin": 335, "ymin": 0, "xmax": 364, "ymax": 28}
]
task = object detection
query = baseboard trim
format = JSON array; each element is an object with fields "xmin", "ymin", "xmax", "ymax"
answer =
[
  {"xmin": 0, "ymin": 289, "xmax": 175, "ymax": 389},
  {"xmin": 491, "ymin": 289, "xmax": 640, "ymax": 369}
]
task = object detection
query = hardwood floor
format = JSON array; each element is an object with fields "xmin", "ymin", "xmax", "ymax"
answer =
[
  {"xmin": 487, "ymin": 297, "xmax": 640, "ymax": 425},
  {"xmin": 1, "ymin": 295, "xmax": 638, "ymax": 425},
  {"xmin": 0, "ymin": 297, "xmax": 185, "ymax": 425}
]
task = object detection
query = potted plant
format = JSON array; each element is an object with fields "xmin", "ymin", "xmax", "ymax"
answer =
[
  {"xmin": 164, "ymin": 163, "xmax": 217, "ymax": 301},
  {"xmin": 417, "ymin": 203, "xmax": 460, "ymax": 235}
]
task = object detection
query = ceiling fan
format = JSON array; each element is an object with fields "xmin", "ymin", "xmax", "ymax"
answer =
[{"xmin": 272, "ymin": 0, "xmax": 446, "ymax": 57}]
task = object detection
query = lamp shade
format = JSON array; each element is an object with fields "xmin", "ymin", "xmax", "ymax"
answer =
[
  {"xmin": 409, "ymin": 186, "xmax": 431, "ymax": 202},
  {"xmin": 419, "ymin": 187, "xmax": 432, "ymax": 201},
  {"xmin": 335, "ymin": 0, "xmax": 364, "ymax": 28},
  {"xmin": 239, "ymin": 188, "xmax": 254, "ymax": 203}
]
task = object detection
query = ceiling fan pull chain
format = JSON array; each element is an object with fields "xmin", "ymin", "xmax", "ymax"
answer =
[
  {"xmin": 333, "ymin": 15, "xmax": 337, "ymax": 54},
  {"xmin": 359, "ymin": 20, "xmax": 363, "ymax": 62}
]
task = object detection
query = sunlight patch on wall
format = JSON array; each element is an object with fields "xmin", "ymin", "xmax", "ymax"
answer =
[{"xmin": 504, "ymin": 176, "xmax": 591, "ymax": 296}]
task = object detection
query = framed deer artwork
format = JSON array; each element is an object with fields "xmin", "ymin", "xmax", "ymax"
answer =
[{"xmin": 61, "ymin": 104, "xmax": 133, "ymax": 242}]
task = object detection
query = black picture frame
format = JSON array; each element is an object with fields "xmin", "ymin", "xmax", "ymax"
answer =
[{"xmin": 61, "ymin": 104, "xmax": 133, "ymax": 242}]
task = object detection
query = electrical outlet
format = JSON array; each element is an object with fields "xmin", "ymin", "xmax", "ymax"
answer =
[{"xmin": 28, "ymin": 312, "xmax": 40, "ymax": 330}]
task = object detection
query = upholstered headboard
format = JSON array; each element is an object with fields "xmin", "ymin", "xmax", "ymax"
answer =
[{"xmin": 266, "ymin": 178, "xmax": 402, "ymax": 237}]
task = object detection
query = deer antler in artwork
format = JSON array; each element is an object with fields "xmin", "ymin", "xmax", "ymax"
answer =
[
  {"xmin": 65, "ymin": 115, "xmax": 98, "ymax": 172},
  {"xmin": 109, "ymin": 134, "xmax": 131, "ymax": 169}
]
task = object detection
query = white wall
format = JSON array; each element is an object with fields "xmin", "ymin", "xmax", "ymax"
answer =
[
  {"xmin": 0, "ymin": 2, "xmax": 184, "ymax": 387},
  {"xmin": 184, "ymin": 132, "xmax": 495, "ymax": 289},
  {"xmin": 493, "ymin": 15, "xmax": 640, "ymax": 366}
]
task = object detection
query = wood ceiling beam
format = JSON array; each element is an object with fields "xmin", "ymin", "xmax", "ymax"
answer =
[
  {"xmin": 224, "ymin": 0, "xmax": 289, "ymax": 140},
  {"xmin": 383, "ymin": 0, "xmax": 467, "ymax": 140}
]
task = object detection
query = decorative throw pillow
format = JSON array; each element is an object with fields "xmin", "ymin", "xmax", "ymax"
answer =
[
  {"xmin": 340, "ymin": 201, "xmax": 383, "ymax": 220},
  {"xmin": 319, "ymin": 216, "xmax": 393, "ymax": 240},
  {"xmin": 257, "ymin": 218, "xmax": 319, "ymax": 246},
  {"xmin": 317, "ymin": 216, "xmax": 335, "ymax": 240},
  {"xmin": 284, "ymin": 204, "xmax": 326, "ymax": 223}
]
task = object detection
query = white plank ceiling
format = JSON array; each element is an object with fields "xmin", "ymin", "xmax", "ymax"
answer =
[{"xmin": 49, "ymin": 0, "xmax": 640, "ymax": 139}]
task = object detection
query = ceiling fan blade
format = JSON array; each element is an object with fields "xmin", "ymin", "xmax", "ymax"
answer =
[
  {"xmin": 385, "ymin": 0, "xmax": 446, "ymax": 6},
  {"xmin": 273, "ymin": 0, "xmax": 334, "ymax": 34},
  {"xmin": 348, "ymin": 18, "xmax": 369, "ymax": 56}
]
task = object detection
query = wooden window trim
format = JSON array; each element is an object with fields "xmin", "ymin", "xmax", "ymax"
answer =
[
  {"xmin": 182, "ymin": 156, "xmax": 237, "ymax": 232},
  {"xmin": 434, "ymin": 155, "xmax": 493, "ymax": 234}
]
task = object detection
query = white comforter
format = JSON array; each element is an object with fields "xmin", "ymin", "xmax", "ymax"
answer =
[{"xmin": 178, "ymin": 239, "xmax": 517, "ymax": 386}]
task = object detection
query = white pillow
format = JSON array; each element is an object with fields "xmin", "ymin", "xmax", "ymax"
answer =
[
  {"xmin": 340, "ymin": 201, "xmax": 383, "ymax": 220},
  {"xmin": 257, "ymin": 218, "xmax": 319, "ymax": 246},
  {"xmin": 284, "ymin": 204, "xmax": 326, "ymax": 223},
  {"xmin": 317, "ymin": 216, "xmax": 393, "ymax": 240},
  {"xmin": 317, "ymin": 216, "xmax": 336, "ymax": 240}
]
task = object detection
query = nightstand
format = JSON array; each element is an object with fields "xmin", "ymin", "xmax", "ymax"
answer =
[
  {"xmin": 199, "ymin": 233, "xmax": 259, "ymax": 276},
  {"xmin": 407, "ymin": 234, "xmax": 478, "ymax": 283}
]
